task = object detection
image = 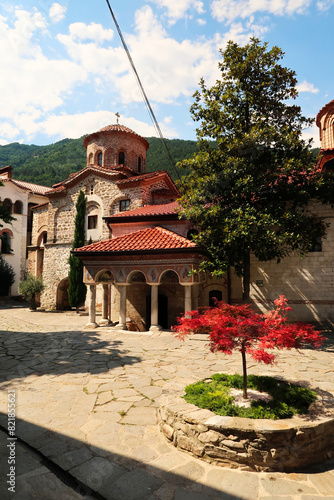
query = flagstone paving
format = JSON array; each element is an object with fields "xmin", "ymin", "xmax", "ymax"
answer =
[{"xmin": 0, "ymin": 304, "xmax": 334, "ymax": 499}]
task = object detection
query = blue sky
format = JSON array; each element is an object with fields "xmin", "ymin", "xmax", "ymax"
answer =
[{"xmin": 0, "ymin": 1, "xmax": 332, "ymax": 147}]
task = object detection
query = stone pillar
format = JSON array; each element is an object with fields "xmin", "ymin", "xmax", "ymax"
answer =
[
  {"xmin": 184, "ymin": 285, "xmax": 192, "ymax": 318},
  {"xmin": 99, "ymin": 284, "xmax": 110, "ymax": 326},
  {"xmin": 118, "ymin": 285, "xmax": 127, "ymax": 330},
  {"xmin": 85, "ymin": 284, "xmax": 98, "ymax": 328},
  {"xmin": 149, "ymin": 284, "xmax": 162, "ymax": 332}
]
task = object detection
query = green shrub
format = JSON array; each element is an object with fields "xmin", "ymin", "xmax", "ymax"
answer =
[
  {"xmin": 184, "ymin": 373, "xmax": 317, "ymax": 420},
  {"xmin": 0, "ymin": 255, "xmax": 15, "ymax": 295},
  {"xmin": 18, "ymin": 274, "xmax": 45, "ymax": 310}
]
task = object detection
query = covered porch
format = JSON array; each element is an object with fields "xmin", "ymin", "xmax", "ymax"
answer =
[{"xmin": 73, "ymin": 226, "xmax": 204, "ymax": 331}]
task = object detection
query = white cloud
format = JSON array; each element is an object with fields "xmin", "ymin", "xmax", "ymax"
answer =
[
  {"xmin": 49, "ymin": 3, "xmax": 67, "ymax": 23},
  {"xmin": 0, "ymin": 3, "xmax": 269, "ymax": 144},
  {"xmin": 68, "ymin": 22, "xmax": 114, "ymax": 43},
  {"xmin": 211, "ymin": 0, "xmax": 311, "ymax": 23},
  {"xmin": 8, "ymin": 8, "xmax": 48, "ymax": 56},
  {"xmin": 297, "ymin": 81, "xmax": 319, "ymax": 94},
  {"xmin": 114, "ymin": 6, "xmax": 222, "ymax": 103},
  {"xmin": 317, "ymin": 0, "xmax": 334, "ymax": 11},
  {"xmin": 24, "ymin": 111, "xmax": 178, "ymax": 141},
  {"xmin": 148, "ymin": 0, "xmax": 205, "ymax": 24},
  {"xmin": 302, "ymin": 123, "xmax": 320, "ymax": 147}
]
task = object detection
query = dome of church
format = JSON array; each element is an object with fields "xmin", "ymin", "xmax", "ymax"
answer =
[
  {"xmin": 83, "ymin": 124, "xmax": 149, "ymax": 149},
  {"xmin": 83, "ymin": 122, "xmax": 148, "ymax": 173},
  {"xmin": 316, "ymin": 100, "xmax": 334, "ymax": 151}
]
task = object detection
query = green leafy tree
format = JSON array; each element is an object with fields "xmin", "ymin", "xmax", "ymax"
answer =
[
  {"xmin": 177, "ymin": 38, "xmax": 334, "ymax": 301},
  {"xmin": 18, "ymin": 273, "xmax": 44, "ymax": 309},
  {"xmin": 0, "ymin": 255, "xmax": 15, "ymax": 295},
  {"xmin": 68, "ymin": 190, "xmax": 87, "ymax": 311}
]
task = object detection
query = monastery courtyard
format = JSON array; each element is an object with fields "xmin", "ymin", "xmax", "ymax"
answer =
[{"xmin": 0, "ymin": 304, "xmax": 333, "ymax": 500}]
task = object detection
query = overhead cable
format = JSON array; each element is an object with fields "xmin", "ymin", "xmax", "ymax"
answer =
[{"xmin": 104, "ymin": 0, "xmax": 182, "ymax": 182}]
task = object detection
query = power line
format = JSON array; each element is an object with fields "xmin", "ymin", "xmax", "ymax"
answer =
[{"xmin": 104, "ymin": 0, "xmax": 182, "ymax": 183}]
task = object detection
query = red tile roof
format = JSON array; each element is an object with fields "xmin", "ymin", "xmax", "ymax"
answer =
[
  {"xmin": 47, "ymin": 165, "xmax": 123, "ymax": 195},
  {"xmin": 115, "ymin": 170, "xmax": 169, "ymax": 185},
  {"xmin": 75, "ymin": 226, "xmax": 198, "ymax": 253},
  {"xmin": 4, "ymin": 178, "xmax": 50, "ymax": 195},
  {"xmin": 109, "ymin": 202, "xmax": 179, "ymax": 218}
]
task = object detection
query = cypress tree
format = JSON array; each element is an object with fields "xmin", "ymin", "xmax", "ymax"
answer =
[{"xmin": 68, "ymin": 190, "xmax": 87, "ymax": 311}]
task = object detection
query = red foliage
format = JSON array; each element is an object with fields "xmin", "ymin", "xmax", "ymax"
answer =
[{"xmin": 172, "ymin": 295, "xmax": 325, "ymax": 365}]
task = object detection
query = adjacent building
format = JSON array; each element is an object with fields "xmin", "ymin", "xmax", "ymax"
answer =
[{"xmin": 0, "ymin": 166, "xmax": 49, "ymax": 295}]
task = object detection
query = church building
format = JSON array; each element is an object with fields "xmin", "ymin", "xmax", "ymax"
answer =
[
  {"xmin": 28, "ymin": 123, "xmax": 227, "ymax": 328},
  {"xmin": 29, "ymin": 99, "xmax": 334, "ymax": 327}
]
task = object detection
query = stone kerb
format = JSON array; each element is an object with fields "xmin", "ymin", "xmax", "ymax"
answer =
[{"xmin": 158, "ymin": 389, "xmax": 334, "ymax": 472}]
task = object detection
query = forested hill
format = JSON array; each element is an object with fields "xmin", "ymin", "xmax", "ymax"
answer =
[
  {"xmin": 0, "ymin": 136, "xmax": 198, "ymax": 187},
  {"xmin": 0, "ymin": 137, "xmax": 320, "ymax": 188}
]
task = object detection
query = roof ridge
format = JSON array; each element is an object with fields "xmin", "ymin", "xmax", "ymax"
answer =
[{"xmin": 75, "ymin": 225, "xmax": 198, "ymax": 253}]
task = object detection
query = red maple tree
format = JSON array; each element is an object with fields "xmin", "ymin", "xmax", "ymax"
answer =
[{"xmin": 172, "ymin": 296, "xmax": 324, "ymax": 398}]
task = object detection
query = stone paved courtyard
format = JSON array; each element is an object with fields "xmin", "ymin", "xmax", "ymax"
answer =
[{"xmin": 0, "ymin": 304, "xmax": 334, "ymax": 499}]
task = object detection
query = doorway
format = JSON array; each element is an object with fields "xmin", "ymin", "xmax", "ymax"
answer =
[
  {"xmin": 57, "ymin": 278, "xmax": 70, "ymax": 310},
  {"xmin": 146, "ymin": 293, "xmax": 168, "ymax": 329}
]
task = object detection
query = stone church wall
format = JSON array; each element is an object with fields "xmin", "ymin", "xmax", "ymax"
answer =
[
  {"xmin": 249, "ymin": 203, "xmax": 334, "ymax": 321},
  {"xmin": 40, "ymin": 243, "xmax": 71, "ymax": 309}
]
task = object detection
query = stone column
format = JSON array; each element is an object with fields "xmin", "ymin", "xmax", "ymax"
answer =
[
  {"xmin": 149, "ymin": 284, "xmax": 162, "ymax": 332},
  {"xmin": 118, "ymin": 285, "xmax": 127, "ymax": 330},
  {"xmin": 85, "ymin": 284, "xmax": 98, "ymax": 328},
  {"xmin": 184, "ymin": 285, "xmax": 192, "ymax": 318},
  {"xmin": 99, "ymin": 284, "xmax": 110, "ymax": 326},
  {"xmin": 192, "ymin": 284, "xmax": 199, "ymax": 311}
]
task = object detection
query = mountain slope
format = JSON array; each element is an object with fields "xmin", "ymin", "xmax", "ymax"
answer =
[{"xmin": 0, "ymin": 137, "xmax": 198, "ymax": 186}]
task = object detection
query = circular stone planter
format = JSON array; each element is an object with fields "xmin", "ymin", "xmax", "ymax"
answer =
[{"xmin": 158, "ymin": 388, "xmax": 334, "ymax": 472}]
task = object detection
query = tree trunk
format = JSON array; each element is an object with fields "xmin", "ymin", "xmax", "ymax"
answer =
[
  {"xmin": 242, "ymin": 252, "xmax": 251, "ymax": 303},
  {"xmin": 241, "ymin": 349, "xmax": 248, "ymax": 399}
]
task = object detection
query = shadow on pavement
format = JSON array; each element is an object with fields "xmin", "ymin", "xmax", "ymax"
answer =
[
  {"xmin": 0, "ymin": 327, "xmax": 141, "ymax": 386},
  {"xmin": 0, "ymin": 414, "xmax": 242, "ymax": 500}
]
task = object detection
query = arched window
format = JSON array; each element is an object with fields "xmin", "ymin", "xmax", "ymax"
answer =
[
  {"xmin": 13, "ymin": 200, "xmax": 23, "ymax": 214},
  {"xmin": 2, "ymin": 198, "xmax": 12, "ymax": 213},
  {"xmin": 118, "ymin": 151, "xmax": 125, "ymax": 165},
  {"xmin": 138, "ymin": 156, "xmax": 142, "ymax": 173},
  {"xmin": 38, "ymin": 231, "xmax": 47, "ymax": 248},
  {"xmin": 97, "ymin": 152, "xmax": 103, "ymax": 166},
  {"xmin": 1, "ymin": 231, "xmax": 12, "ymax": 254},
  {"xmin": 88, "ymin": 152, "xmax": 93, "ymax": 165},
  {"xmin": 87, "ymin": 203, "xmax": 100, "ymax": 231}
]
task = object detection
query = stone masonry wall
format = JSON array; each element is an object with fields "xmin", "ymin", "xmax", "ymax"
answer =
[
  {"xmin": 159, "ymin": 391, "xmax": 334, "ymax": 472},
  {"xmin": 249, "ymin": 203, "xmax": 334, "ymax": 321},
  {"xmin": 31, "ymin": 206, "xmax": 49, "ymax": 246},
  {"xmin": 39, "ymin": 173, "xmax": 145, "ymax": 309},
  {"xmin": 40, "ymin": 243, "xmax": 71, "ymax": 309}
]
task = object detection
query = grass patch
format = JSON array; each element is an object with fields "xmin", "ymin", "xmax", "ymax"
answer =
[{"xmin": 184, "ymin": 373, "xmax": 317, "ymax": 420}]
